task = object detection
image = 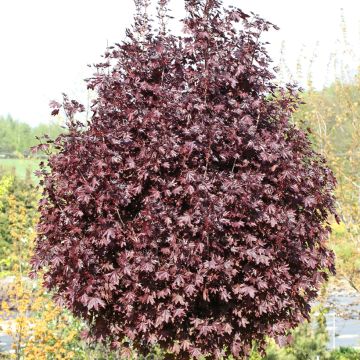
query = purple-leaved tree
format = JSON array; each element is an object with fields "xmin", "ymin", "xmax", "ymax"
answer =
[{"xmin": 31, "ymin": 0, "xmax": 337, "ymax": 358}]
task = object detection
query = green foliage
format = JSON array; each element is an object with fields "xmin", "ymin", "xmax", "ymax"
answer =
[
  {"xmin": 249, "ymin": 308, "xmax": 360, "ymax": 360},
  {"xmin": 329, "ymin": 347, "xmax": 360, "ymax": 360},
  {"xmin": 283, "ymin": 308, "xmax": 330, "ymax": 360},
  {"xmin": 250, "ymin": 307, "xmax": 332, "ymax": 360}
]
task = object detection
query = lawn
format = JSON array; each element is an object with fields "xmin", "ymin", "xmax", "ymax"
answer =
[{"xmin": 0, "ymin": 159, "xmax": 41, "ymax": 180}]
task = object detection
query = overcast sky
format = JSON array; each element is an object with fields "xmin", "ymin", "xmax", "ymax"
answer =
[{"xmin": 1, "ymin": 0, "xmax": 360, "ymax": 126}]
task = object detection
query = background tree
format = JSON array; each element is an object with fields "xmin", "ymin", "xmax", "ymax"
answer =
[
  {"xmin": 293, "ymin": 77, "xmax": 360, "ymax": 292},
  {"xmin": 0, "ymin": 116, "xmax": 62, "ymax": 156},
  {"xmin": 32, "ymin": 0, "xmax": 337, "ymax": 358}
]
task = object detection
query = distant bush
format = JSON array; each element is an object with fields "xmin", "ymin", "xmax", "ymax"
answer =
[
  {"xmin": 329, "ymin": 347, "xmax": 360, "ymax": 360},
  {"xmin": 0, "ymin": 175, "xmax": 38, "ymax": 272}
]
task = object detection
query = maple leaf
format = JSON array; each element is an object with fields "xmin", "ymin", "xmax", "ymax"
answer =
[
  {"xmin": 109, "ymin": 271, "xmax": 121, "ymax": 285},
  {"xmin": 304, "ymin": 196, "xmax": 317, "ymax": 208},
  {"xmin": 87, "ymin": 297, "xmax": 106, "ymax": 311},
  {"xmin": 223, "ymin": 323, "xmax": 233, "ymax": 334},
  {"xmin": 173, "ymin": 294, "xmax": 185, "ymax": 305},
  {"xmin": 174, "ymin": 308, "xmax": 186, "ymax": 318},
  {"xmin": 156, "ymin": 270, "xmax": 170, "ymax": 281},
  {"xmin": 178, "ymin": 213, "xmax": 192, "ymax": 227},
  {"xmin": 238, "ymin": 285, "xmax": 257, "ymax": 298},
  {"xmin": 184, "ymin": 284, "xmax": 196, "ymax": 296}
]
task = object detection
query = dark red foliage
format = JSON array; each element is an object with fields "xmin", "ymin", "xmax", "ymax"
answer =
[{"xmin": 31, "ymin": 0, "xmax": 337, "ymax": 358}]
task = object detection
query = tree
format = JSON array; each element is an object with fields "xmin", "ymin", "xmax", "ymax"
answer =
[
  {"xmin": 31, "ymin": 0, "xmax": 337, "ymax": 358},
  {"xmin": 0, "ymin": 115, "xmax": 63, "ymax": 156},
  {"xmin": 293, "ymin": 79, "xmax": 360, "ymax": 293}
]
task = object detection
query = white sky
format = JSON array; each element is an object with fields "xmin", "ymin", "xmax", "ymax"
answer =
[{"xmin": 0, "ymin": 0, "xmax": 360, "ymax": 126}]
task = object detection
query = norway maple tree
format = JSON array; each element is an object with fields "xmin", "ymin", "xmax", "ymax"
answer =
[{"xmin": 31, "ymin": 0, "xmax": 337, "ymax": 358}]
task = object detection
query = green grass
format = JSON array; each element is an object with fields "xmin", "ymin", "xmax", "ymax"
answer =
[{"xmin": 0, "ymin": 159, "xmax": 41, "ymax": 180}]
